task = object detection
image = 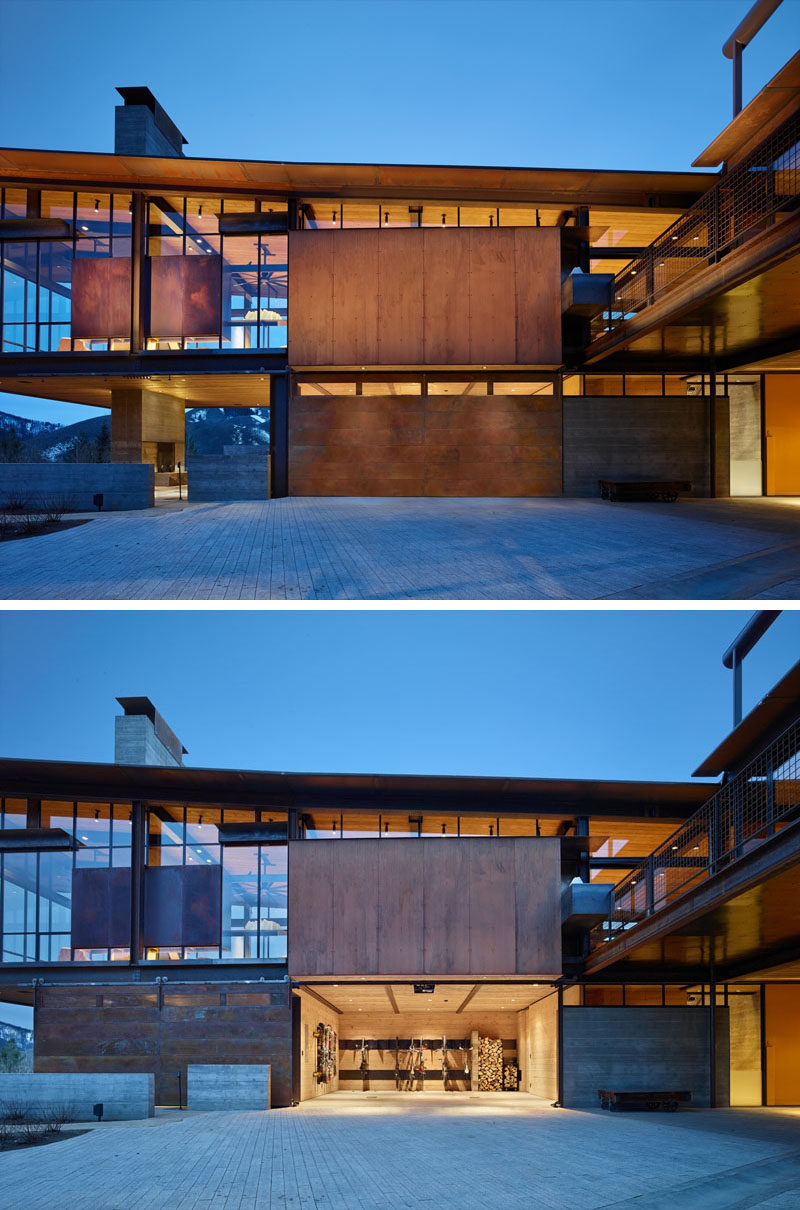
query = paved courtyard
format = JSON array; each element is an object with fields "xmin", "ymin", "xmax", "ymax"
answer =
[
  {"xmin": 1, "ymin": 1093, "xmax": 800, "ymax": 1209},
  {"xmin": 2, "ymin": 496, "xmax": 800, "ymax": 601}
]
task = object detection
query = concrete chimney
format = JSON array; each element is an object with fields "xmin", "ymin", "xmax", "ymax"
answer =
[
  {"xmin": 114, "ymin": 87, "xmax": 187, "ymax": 157},
  {"xmin": 114, "ymin": 697, "xmax": 187, "ymax": 767}
]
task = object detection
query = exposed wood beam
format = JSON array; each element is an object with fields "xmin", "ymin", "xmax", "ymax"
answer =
[
  {"xmin": 456, "ymin": 985, "xmax": 479, "ymax": 1013},
  {"xmin": 385, "ymin": 985, "xmax": 400, "ymax": 1015},
  {"xmin": 298, "ymin": 984, "xmax": 342, "ymax": 1016}
]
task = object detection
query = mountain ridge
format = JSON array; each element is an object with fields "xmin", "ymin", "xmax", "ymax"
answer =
[{"xmin": 0, "ymin": 407, "xmax": 270, "ymax": 460}]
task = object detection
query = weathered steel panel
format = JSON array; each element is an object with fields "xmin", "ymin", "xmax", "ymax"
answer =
[
  {"xmin": 287, "ymin": 837, "xmax": 561, "ymax": 977},
  {"xmin": 71, "ymin": 867, "xmax": 131, "ymax": 949},
  {"xmin": 182, "ymin": 865, "xmax": 222, "ymax": 948},
  {"xmin": 287, "ymin": 227, "xmax": 560, "ymax": 367},
  {"xmin": 289, "ymin": 392, "xmax": 562, "ymax": 497},
  {"xmin": 148, "ymin": 255, "xmax": 221, "ymax": 339},
  {"xmin": 143, "ymin": 866, "xmax": 182, "ymax": 946},
  {"xmin": 71, "ymin": 257, "xmax": 131, "ymax": 340}
]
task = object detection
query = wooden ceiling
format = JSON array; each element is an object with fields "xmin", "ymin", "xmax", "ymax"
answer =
[
  {"xmin": 0, "ymin": 373, "xmax": 271, "ymax": 409},
  {"xmin": 612, "ymin": 246, "xmax": 800, "ymax": 369},
  {"xmin": 299, "ymin": 981, "xmax": 553, "ymax": 1014}
]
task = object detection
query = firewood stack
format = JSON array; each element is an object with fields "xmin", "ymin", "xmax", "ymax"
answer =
[
  {"xmin": 503, "ymin": 1062, "xmax": 519, "ymax": 1091},
  {"xmin": 477, "ymin": 1036, "xmax": 504, "ymax": 1091}
]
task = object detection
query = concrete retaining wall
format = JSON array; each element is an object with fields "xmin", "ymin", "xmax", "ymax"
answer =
[
  {"xmin": 0, "ymin": 1072, "xmax": 154, "ymax": 1120},
  {"xmin": 562, "ymin": 1006, "xmax": 730, "ymax": 1108},
  {"xmin": 187, "ymin": 1064, "xmax": 271, "ymax": 1111},
  {"xmin": 0, "ymin": 463, "xmax": 154, "ymax": 511},
  {"xmin": 188, "ymin": 453, "xmax": 269, "ymax": 502},
  {"xmin": 563, "ymin": 396, "xmax": 730, "ymax": 498}
]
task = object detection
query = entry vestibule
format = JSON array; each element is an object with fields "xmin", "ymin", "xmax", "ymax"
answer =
[{"xmin": 293, "ymin": 983, "xmax": 553, "ymax": 1102}]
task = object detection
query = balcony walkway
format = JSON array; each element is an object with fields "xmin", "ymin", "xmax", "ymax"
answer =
[
  {"xmin": 1, "ymin": 1095, "xmax": 800, "ymax": 1209},
  {"xmin": 2, "ymin": 496, "xmax": 800, "ymax": 601}
]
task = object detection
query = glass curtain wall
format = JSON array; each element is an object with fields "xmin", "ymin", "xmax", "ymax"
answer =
[
  {"xmin": 300, "ymin": 202, "xmax": 562, "ymax": 229},
  {"xmin": 146, "ymin": 197, "xmax": 287, "ymax": 350},
  {"xmin": 0, "ymin": 189, "xmax": 132, "ymax": 352},
  {"xmin": 300, "ymin": 812, "xmax": 554, "ymax": 837},
  {"xmin": 0, "ymin": 799, "xmax": 132, "ymax": 963},
  {"xmin": 146, "ymin": 805, "xmax": 287, "ymax": 961}
]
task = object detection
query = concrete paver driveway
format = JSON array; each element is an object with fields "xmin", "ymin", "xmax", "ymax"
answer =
[
  {"xmin": 2, "ymin": 1093, "xmax": 800, "ymax": 1209},
  {"xmin": 2, "ymin": 496, "xmax": 800, "ymax": 601}
]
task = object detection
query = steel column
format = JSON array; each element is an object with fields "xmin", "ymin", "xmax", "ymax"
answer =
[
  {"xmin": 271, "ymin": 372, "xmax": 289, "ymax": 498},
  {"xmin": 130, "ymin": 800, "xmax": 146, "ymax": 964},
  {"xmin": 708, "ymin": 369, "xmax": 717, "ymax": 498},
  {"xmin": 130, "ymin": 192, "xmax": 145, "ymax": 353},
  {"xmin": 760, "ymin": 983, "xmax": 768, "ymax": 1106},
  {"xmin": 556, "ymin": 985, "xmax": 564, "ymax": 1107},
  {"xmin": 709, "ymin": 956, "xmax": 717, "ymax": 1108}
]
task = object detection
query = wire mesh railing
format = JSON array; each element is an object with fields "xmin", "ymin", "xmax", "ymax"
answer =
[
  {"xmin": 590, "ymin": 715, "xmax": 800, "ymax": 947},
  {"xmin": 590, "ymin": 109, "xmax": 800, "ymax": 340}
]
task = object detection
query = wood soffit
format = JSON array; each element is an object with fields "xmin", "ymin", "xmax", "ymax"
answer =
[
  {"xmin": 295, "ymin": 981, "xmax": 554, "ymax": 1013},
  {"xmin": 0, "ymin": 147, "xmax": 717, "ymax": 208}
]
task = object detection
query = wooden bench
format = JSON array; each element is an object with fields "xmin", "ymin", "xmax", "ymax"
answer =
[
  {"xmin": 598, "ymin": 1089, "xmax": 692, "ymax": 1112},
  {"xmin": 598, "ymin": 479, "xmax": 691, "ymax": 503}
]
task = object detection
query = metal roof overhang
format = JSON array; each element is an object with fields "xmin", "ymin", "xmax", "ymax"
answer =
[
  {"xmin": 693, "ymin": 660, "xmax": 800, "ymax": 777},
  {"xmin": 693, "ymin": 50, "xmax": 800, "ymax": 168},
  {"xmin": 0, "ymin": 757, "xmax": 713, "ymax": 816},
  {"xmin": 0, "ymin": 147, "xmax": 717, "ymax": 209}
]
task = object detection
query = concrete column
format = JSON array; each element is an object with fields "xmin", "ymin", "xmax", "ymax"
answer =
[{"xmin": 110, "ymin": 388, "xmax": 185, "ymax": 466}]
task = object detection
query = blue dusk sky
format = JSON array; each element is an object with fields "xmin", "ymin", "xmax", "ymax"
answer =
[
  {"xmin": 0, "ymin": 0, "xmax": 798, "ymax": 423},
  {"xmin": 1, "ymin": 608, "xmax": 798, "ymax": 782}
]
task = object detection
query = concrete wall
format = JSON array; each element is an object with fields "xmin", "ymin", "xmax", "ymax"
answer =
[
  {"xmin": 563, "ymin": 395, "xmax": 730, "ymax": 498},
  {"xmin": 187, "ymin": 1064, "xmax": 270, "ymax": 1111},
  {"xmin": 188, "ymin": 452, "xmax": 270, "ymax": 501},
  {"xmin": 111, "ymin": 388, "xmax": 185, "ymax": 466},
  {"xmin": 114, "ymin": 716, "xmax": 180, "ymax": 767},
  {"xmin": 0, "ymin": 463, "xmax": 154, "ymax": 511},
  {"xmin": 562, "ymin": 1006, "xmax": 730, "ymax": 1109},
  {"xmin": 0, "ymin": 1072, "xmax": 154, "ymax": 1121}
]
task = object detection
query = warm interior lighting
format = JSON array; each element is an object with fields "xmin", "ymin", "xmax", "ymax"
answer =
[{"xmin": 243, "ymin": 308, "xmax": 284, "ymax": 324}]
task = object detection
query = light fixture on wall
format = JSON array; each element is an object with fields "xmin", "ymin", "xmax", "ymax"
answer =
[{"xmin": 94, "ymin": 199, "xmax": 99, "ymax": 213}]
